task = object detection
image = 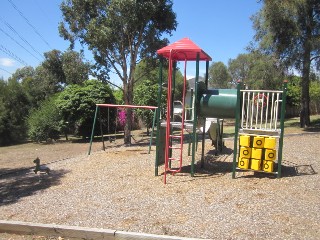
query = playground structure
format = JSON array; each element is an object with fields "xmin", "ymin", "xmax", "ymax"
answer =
[
  {"xmin": 155, "ymin": 38, "xmax": 287, "ymax": 183},
  {"xmin": 88, "ymin": 38, "xmax": 287, "ymax": 184}
]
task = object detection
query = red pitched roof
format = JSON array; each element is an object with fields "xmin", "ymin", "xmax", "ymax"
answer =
[{"xmin": 157, "ymin": 37, "xmax": 212, "ymax": 61}]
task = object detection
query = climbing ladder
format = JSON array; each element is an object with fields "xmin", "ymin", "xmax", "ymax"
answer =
[{"xmin": 163, "ymin": 58, "xmax": 189, "ymax": 184}]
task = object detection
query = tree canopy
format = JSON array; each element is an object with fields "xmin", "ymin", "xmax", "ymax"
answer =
[
  {"xmin": 251, "ymin": 0, "xmax": 320, "ymax": 127},
  {"xmin": 56, "ymin": 80, "xmax": 115, "ymax": 138},
  {"xmin": 59, "ymin": 0, "xmax": 177, "ymax": 143},
  {"xmin": 228, "ymin": 52, "xmax": 285, "ymax": 90},
  {"xmin": 208, "ymin": 61, "xmax": 231, "ymax": 88}
]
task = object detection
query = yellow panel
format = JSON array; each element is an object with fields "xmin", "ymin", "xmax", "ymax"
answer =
[
  {"xmin": 265, "ymin": 149, "xmax": 276, "ymax": 161},
  {"xmin": 239, "ymin": 146, "xmax": 251, "ymax": 158},
  {"xmin": 253, "ymin": 136, "xmax": 264, "ymax": 148},
  {"xmin": 251, "ymin": 148, "xmax": 262, "ymax": 160},
  {"xmin": 250, "ymin": 159, "xmax": 261, "ymax": 171},
  {"xmin": 238, "ymin": 158, "xmax": 249, "ymax": 169},
  {"xmin": 240, "ymin": 135, "xmax": 251, "ymax": 147},
  {"xmin": 263, "ymin": 160, "xmax": 274, "ymax": 172},
  {"xmin": 264, "ymin": 137, "xmax": 276, "ymax": 149}
]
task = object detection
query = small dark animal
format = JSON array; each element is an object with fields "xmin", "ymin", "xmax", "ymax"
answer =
[{"xmin": 33, "ymin": 157, "xmax": 50, "ymax": 174}]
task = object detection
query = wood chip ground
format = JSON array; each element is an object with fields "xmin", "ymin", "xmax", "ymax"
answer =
[{"xmin": 0, "ymin": 133, "xmax": 319, "ymax": 239}]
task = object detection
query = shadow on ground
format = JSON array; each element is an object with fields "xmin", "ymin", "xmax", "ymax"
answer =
[
  {"xmin": 0, "ymin": 168, "xmax": 69, "ymax": 206},
  {"xmin": 161, "ymin": 146, "xmax": 235, "ymax": 180},
  {"xmin": 160, "ymin": 144, "xmax": 317, "ymax": 181}
]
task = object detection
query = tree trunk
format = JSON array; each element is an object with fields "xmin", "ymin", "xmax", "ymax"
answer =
[
  {"xmin": 300, "ymin": 6, "xmax": 313, "ymax": 128},
  {"xmin": 123, "ymin": 80, "xmax": 133, "ymax": 145},
  {"xmin": 300, "ymin": 63, "xmax": 311, "ymax": 128}
]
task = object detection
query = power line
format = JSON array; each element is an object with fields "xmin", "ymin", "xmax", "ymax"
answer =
[
  {"xmin": 0, "ymin": 26, "xmax": 42, "ymax": 61},
  {"xmin": 0, "ymin": 16, "xmax": 44, "ymax": 60},
  {"xmin": 0, "ymin": 44, "xmax": 28, "ymax": 66},
  {"xmin": 0, "ymin": 66, "xmax": 13, "ymax": 75},
  {"xmin": 7, "ymin": 0, "xmax": 52, "ymax": 49}
]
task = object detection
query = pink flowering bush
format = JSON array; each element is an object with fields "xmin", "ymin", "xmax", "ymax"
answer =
[{"xmin": 117, "ymin": 109, "xmax": 135, "ymax": 130}]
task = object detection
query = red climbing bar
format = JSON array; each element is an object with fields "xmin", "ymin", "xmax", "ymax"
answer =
[{"xmin": 96, "ymin": 104, "xmax": 157, "ymax": 109}]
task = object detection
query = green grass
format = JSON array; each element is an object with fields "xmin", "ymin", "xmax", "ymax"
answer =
[
  {"xmin": 284, "ymin": 114, "xmax": 320, "ymax": 133},
  {"xmin": 222, "ymin": 114, "xmax": 320, "ymax": 138}
]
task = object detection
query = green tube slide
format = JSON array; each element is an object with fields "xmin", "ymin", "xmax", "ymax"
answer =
[{"xmin": 199, "ymin": 89, "xmax": 237, "ymax": 119}]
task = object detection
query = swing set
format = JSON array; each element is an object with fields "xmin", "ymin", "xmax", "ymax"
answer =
[{"xmin": 88, "ymin": 104, "xmax": 158, "ymax": 155}]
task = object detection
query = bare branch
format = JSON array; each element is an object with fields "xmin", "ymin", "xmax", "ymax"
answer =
[{"xmin": 310, "ymin": 55, "xmax": 320, "ymax": 62}]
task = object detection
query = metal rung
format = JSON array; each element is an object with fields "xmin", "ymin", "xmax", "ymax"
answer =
[
  {"xmin": 169, "ymin": 146, "xmax": 181, "ymax": 149},
  {"xmin": 169, "ymin": 157, "xmax": 180, "ymax": 161},
  {"xmin": 170, "ymin": 135, "xmax": 182, "ymax": 138},
  {"xmin": 167, "ymin": 168, "xmax": 181, "ymax": 173}
]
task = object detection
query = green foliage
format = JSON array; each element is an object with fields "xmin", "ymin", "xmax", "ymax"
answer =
[
  {"xmin": 0, "ymin": 50, "xmax": 96, "ymax": 145},
  {"xmin": 56, "ymin": 80, "xmax": 115, "ymax": 138},
  {"xmin": 0, "ymin": 78, "xmax": 30, "ymax": 145},
  {"xmin": 59, "ymin": 0, "xmax": 177, "ymax": 143},
  {"xmin": 113, "ymin": 89, "xmax": 124, "ymax": 105},
  {"xmin": 59, "ymin": 0, "xmax": 177, "ymax": 84},
  {"xmin": 134, "ymin": 60, "xmax": 158, "ymax": 85},
  {"xmin": 310, "ymin": 80, "xmax": 320, "ymax": 101},
  {"xmin": 41, "ymin": 49, "xmax": 91, "ymax": 91},
  {"xmin": 27, "ymin": 96, "xmax": 61, "ymax": 142},
  {"xmin": 172, "ymin": 69, "xmax": 185, "ymax": 101},
  {"xmin": 133, "ymin": 79, "xmax": 158, "ymax": 132},
  {"xmin": 252, "ymin": 0, "xmax": 320, "ymax": 69},
  {"xmin": 62, "ymin": 50, "xmax": 91, "ymax": 84},
  {"xmin": 228, "ymin": 52, "xmax": 284, "ymax": 90},
  {"xmin": 251, "ymin": 0, "xmax": 320, "ymax": 126},
  {"xmin": 287, "ymin": 76, "xmax": 301, "ymax": 107},
  {"xmin": 287, "ymin": 75, "xmax": 320, "ymax": 114},
  {"xmin": 228, "ymin": 54, "xmax": 251, "ymax": 85},
  {"xmin": 310, "ymin": 79, "xmax": 320, "ymax": 113},
  {"xmin": 208, "ymin": 61, "xmax": 231, "ymax": 88}
]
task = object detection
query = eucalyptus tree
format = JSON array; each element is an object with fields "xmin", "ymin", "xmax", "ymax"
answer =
[
  {"xmin": 42, "ymin": 49, "xmax": 91, "ymax": 89},
  {"xmin": 59, "ymin": 0, "xmax": 177, "ymax": 144},
  {"xmin": 251, "ymin": 0, "xmax": 320, "ymax": 127},
  {"xmin": 228, "ymin": 52, "xmax": 284, "ymax": 90},
  {"xmin": 208, "ymin": 61, "xmax": 231, "ymax": 88}
]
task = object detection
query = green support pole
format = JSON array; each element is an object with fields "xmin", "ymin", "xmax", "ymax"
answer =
[
  {"xmin": 232, "ymin": 81, "xmax": 242, "ymax": 178},
  {"xmin": 191, "ymin": 53, "xmax": 200, "ymax": 177},
  {"xmin": 200, "ymin": 60, "xmax": 210, "ymax": 168},
  {"xmin": 148, "ymin": 108, "xmax": 157, "ymax": 154},
  {"xmin": 88, "ymin": 105, "xmax": 99, "ymax": 155},
  {"xmin": 155, "ymin": 58, "xmax": 163, "ymax": 176},
  {"xmin": 204, "ymin": 60, "xmax": 209, "ymax": 87},
  {"xmin": 187, "ymin": 88, "xmax": 194, "ymax": 156},
  {"xmin": 277, "ymin": 80, "xmax": 288, "ymax": 178},
  {"xmin": 99, "ymin": 109, "xmax": 105, "ymax": 151}
]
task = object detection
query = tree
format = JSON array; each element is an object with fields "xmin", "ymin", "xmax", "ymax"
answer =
[
  {"xmin": 287, "ymin": 74, "xmax": 320, "ymax": 115},
  {"xmin": 0, "ymin": 79, "xmax": 8, "ymax": 145},
  {"xmin": 27, "ymin": 96, "xmax": 61, "ymax": 142},
  {"xmin": 208, "ymin": 61, "xmax": 231, "ymax": 88},
  {"xmin": 251, "ymin": 0, "xmax": 320, "ymax": 127},
  {"xmin": 41, "ymin": 49, "xmax": 91, "ymax": 89},
  {"xmin": 133, "ymin": 79, "xmax": 158, "ymax": 135},
  {"xmin": 0, "ymin": 78, "xmax": 30, "ymax": 145},
  {"xmin": 287, "ymin": 76, "xmax": 301, "ymax": 107},
  {"xmin": 59, "ymin": 0, "xmax": 177, "ymax": 144},
  {"xmin": 56, "ymin": 80, "xmax": 115, "ymax": 138},
  {"xmin": 228, "ymin": 54, "xmax": 251, "ymax": 85},
  {"xmin": 228, "ymin": 52, "xmax": 284, "ymax": 90}
]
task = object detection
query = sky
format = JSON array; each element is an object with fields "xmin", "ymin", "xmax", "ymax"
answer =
[{"xmin": 0, "ymin": 0, "xmax": 262, "ymax": 85}]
